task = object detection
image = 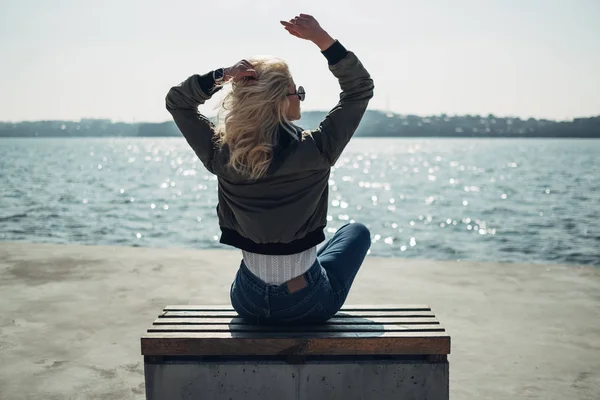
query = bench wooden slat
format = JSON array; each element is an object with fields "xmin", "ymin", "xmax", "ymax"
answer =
[
  {"xmin": 147, "ymin": 324, "xmax": 445, "ymax": 333},
  {"xmin": 152, "ymin": 317, "xmax": 441, "ymax": 325},
  {"xmin": 164, "ymin": 304, "xmax": 431, "ymax": 312},
  {"xmin": 142, "ymin": 305, "xmax": 451, "ymax": 357},
  {"xmin": 143, "ymin": 331, "xmax": 449, "ymax": 339},
  {"xmin": 160, "ymin": 310, "xmax": 436, "ymax": 318},
  {"xmin": 141, "ymin": 331, "xmax": 451, "ymax": 356}
]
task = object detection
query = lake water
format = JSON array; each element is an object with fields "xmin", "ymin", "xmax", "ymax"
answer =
[{"xmin": 1, "ymin": 138, "xmax": 598, "ymax": 267}]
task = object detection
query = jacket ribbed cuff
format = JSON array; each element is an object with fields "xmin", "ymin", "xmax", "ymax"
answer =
[
  {"xmin": 321, "ymin": 40, "xmax": 348, "ymax": 65},
  {"xmin": 197, "ymin": 72, "xmax": 223, "ymax": 96}
]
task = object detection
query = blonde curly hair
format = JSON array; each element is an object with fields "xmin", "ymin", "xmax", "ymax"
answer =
[{"xmin": 215, "ymin": 56, "xmax": 299, "ymax": 180}]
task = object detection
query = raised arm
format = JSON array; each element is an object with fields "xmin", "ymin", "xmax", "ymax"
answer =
[
  {"xmin": 281, "ymin": 14, "xmax": 374, "ymax": 165},
  {"xmin": 165, "ymin": 73, "xmax": 223, "ymax": 173},
  {"xmin": 165, "ymin": 62, "xmax": 258, "ymax": 173}
]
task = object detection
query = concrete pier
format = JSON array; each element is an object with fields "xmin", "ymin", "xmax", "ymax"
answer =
[
  {"xmin": 144, "ymin": 359, "xmax": 449, "ymax": 400},
  {"xmin": 1, "ymin": 241, "xmax": 599, "ymax": 400}
]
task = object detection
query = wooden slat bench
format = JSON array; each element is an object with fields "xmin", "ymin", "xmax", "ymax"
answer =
[{"xmin": 141, "ymin": 305, "xmax": 450, "ymax": 400}]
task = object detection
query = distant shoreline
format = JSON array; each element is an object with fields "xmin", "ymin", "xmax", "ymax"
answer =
[{"xmin": 1, "ymin": 110, "xmax": 599, "ymax": 138}]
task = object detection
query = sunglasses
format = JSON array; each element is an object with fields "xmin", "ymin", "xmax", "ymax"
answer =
[{"xmin": 287, "ymin": 86, "xmax": 305, "ymax": 101}]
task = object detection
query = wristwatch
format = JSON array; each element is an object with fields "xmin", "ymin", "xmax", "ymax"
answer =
[{"xmin": 213, "ymin": 68, "xmax": 225, "ymax": 85}]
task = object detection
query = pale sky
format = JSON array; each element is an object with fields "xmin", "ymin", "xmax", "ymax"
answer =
[{"xmin": 0, "ymin": 0, "xmax": 599, "ymax": 122}]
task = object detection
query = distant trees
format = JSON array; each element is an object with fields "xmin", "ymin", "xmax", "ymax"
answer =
[
  {"xmin": 0, "ymin": 120, "xmax": 136, "ymax": 137},
  {"xmin": 1, "ymin": 112, "xmax": 598, "ymax": 138}
]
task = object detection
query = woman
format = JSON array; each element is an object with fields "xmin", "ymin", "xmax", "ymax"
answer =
[{"xmin": 166, "ymin": 14, "xmax": 374, "ymax": 324}]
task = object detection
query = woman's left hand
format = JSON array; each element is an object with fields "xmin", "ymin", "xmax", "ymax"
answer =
[{"xmin": 224, "ymin": 60, "xmax": 258, "ymax": 83}]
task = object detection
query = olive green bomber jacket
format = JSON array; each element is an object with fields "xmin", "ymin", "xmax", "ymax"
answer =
[{"xmin": 165, "ymin": 40, "xmax": 374, "ymax": 255}]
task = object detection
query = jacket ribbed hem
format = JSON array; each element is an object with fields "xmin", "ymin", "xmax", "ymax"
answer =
[{"xmin": 219, "ymin": 227, "xmax": 326, "ymax": 255}]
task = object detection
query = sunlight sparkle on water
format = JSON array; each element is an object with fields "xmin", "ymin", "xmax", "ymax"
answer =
[{"xmin": 1, "ymin": 137, "xmax": 594, "ymax": 267}]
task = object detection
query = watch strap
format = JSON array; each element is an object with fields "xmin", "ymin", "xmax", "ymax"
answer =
[{"xmin": 213, "ymin": 68, "xmax": 225, "ymax": 84}]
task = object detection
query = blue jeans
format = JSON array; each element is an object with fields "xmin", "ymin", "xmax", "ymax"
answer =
[{"xmin": 229, "ymin": 222, "xmax": 371, "ymax": 325}]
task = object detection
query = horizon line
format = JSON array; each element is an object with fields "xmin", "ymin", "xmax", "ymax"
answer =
[{"xmin": 1, "ymin": 110, "xmax": 599, "ymax": 125}]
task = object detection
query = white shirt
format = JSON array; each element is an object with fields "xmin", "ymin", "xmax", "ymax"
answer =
[{"xmin": 242, "ymin": 246, "xmax": 317, "ymax": 285}]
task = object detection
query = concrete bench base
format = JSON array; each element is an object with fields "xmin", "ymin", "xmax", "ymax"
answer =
[{"xmin": 145, "ymin": 355, "xmax": 448, "ymax": 400}]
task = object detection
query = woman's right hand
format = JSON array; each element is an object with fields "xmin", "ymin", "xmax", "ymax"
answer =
[
  {"xmin": 280, "ymin": 14, "xmax": 335, "ymax": 51},
  {"xmin": 224, "ymin": 60, "xmax": 258, "ymax": 84}
]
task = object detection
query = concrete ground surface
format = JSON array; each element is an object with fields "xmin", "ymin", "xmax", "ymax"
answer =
[{"xmin": 0, "ymin": 241, "xmax": 599, "ymax": 400}]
